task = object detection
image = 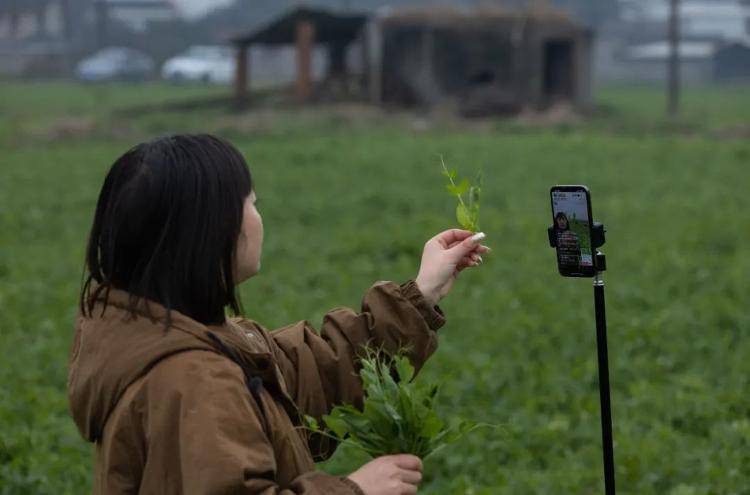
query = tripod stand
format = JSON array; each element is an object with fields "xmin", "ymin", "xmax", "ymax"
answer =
[{"xmin": 548, "ymin": 222, "xmax": 615, "ymax": 495}]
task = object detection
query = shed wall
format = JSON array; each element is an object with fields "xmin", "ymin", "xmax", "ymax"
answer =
[{"xmin": 377, "ymin": 17, "xmax": 593, "ymax": 113}]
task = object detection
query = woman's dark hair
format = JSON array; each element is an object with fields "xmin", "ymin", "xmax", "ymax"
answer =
[
  {"xmin": 555, "ymin": 211, "xmax": 569, "ymax": 230},
  {"xmin": 79, "ymin": 133, "xmax": 253, "ymax": 327}
]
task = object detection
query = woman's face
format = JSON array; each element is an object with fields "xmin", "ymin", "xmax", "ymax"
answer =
[
  {"xmin": 556, "ymin": 216, "xmax": 568, "ymax": 230},
  {"xmin": 235, "ymin": 190, "xmax": 263, "ymax": 284}
]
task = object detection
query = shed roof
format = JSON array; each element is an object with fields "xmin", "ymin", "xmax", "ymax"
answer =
[
  {"xmin": 232, "ymin": 7, "xmax": 368, "ymax": 46},
  {"xmin": 376, "ymin": 4, "xmax": 580, "ymax": 28}
]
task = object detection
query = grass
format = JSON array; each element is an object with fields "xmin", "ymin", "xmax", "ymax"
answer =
[
  {"xmin": 1, "ymin": 81, "xmax": 749, "ymax": 494},
  {"xmin": 594, "ymin": 83, "xmax": 750, "ymax": 131}
]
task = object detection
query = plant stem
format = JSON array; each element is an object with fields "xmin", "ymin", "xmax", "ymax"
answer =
[{"xmin": 440, "ymin": 155, "xmax": 467, "ymax": 209}]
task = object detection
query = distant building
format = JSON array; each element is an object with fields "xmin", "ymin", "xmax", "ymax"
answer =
[
  {"xmin": 620, "ymin": 39, "xmax": 750, "ymax": 82},
  {"xmin": 0, "ymin": 0, "xmax": 178, "ymax": 76},
  {"xmin": 623, "ymin": 40, "xmax": 718, "ymax": 82},
  {"xmin": 0, "ymin": 0, "xmax": 71, "ymax": 76},
  {"xmin": 371, "ymin": 5, "xmax": 594, "ymax": 115},
  {"xmin": 105, "ymin": 0, "xmax": 179, "ymax": 33},
  {"xmin": 231, "ymin": 7, "xmax": 366, "ymax": 104},
  {"xmin": 231, "ymin": 5, "xmax": 595, "ymax": 116},
  {"xmin": 599, "ymin": 0, "xmax": 750, "ymax": 82},
  {"xmin": 714, "ymin": 41, "xmax": 750, "ymax": 80},
  {"xmin": 619, "ymin": 0, "xmax": 750, "ymax": 42}
]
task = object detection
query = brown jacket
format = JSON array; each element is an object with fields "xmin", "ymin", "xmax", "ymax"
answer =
[{"xmin": 68, "ymin": 279, "xmax": 445, "ymax": 494}]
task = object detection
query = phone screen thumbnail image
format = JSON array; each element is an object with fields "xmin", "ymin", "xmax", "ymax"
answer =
[{"xmin": 551, "ymin": 191, "xmax": 593, "ymax": 269}]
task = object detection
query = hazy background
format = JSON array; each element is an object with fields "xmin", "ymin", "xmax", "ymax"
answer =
[{"xmin": 3, "ymin": 0, "xmax": 749, "ymax": 82}]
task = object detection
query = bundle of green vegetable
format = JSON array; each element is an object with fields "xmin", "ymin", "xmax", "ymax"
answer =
[
  {"xmin": 304, "ymin": 348, "xmax": 484, "ymax": 459},
  {"xmin": 441, "ymin": 156, "xmax": 483, "ymax": 233}
]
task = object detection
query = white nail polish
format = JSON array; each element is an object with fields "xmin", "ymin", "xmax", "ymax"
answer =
[{"xmin": 470, "ymin": 232, "xmax": 486, "ymax": 243}]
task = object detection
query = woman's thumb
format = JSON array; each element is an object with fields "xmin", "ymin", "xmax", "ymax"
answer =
[{"xmin": 450, "ymin": 232, "xmax": 485, "ymax": 257}]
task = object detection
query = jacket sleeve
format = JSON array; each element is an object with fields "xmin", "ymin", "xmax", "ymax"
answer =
[
  {"xmin": 264, "ymin": 279, "xmax": 446, "ymax": 459},
  {"xmin": 140, "ymin": 350, "xmax": 364, "ymax": 495}
]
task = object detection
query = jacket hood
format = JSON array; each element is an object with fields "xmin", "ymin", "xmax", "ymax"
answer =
[{"xmin": 67, "ymin": 286, "xmax": 265, "ymax": 442}]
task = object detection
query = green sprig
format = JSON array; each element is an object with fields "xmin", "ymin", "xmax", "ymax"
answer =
[
  {"xmin": 303, "ymin": 347, "xmax": 494, "ymax": 459},
  {"xmin": 440, "ymin": 156, "xmax": 482, "ymax": 232}
]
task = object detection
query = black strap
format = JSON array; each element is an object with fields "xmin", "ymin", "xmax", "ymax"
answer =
[{"xmin": 206, "ymin": 331, "xmax": 267, "ymax": 420}]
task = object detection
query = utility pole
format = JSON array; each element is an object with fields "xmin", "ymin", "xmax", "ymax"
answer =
[
  {"xmin": 8, "ymin": 0, "xmax": 19, "ymax": 38},
  {"xmin": 667, "ymin": 0, "xmax": 680, "ymax": 118},
  {"xmin": 61, "ymin": 0, "xmax": 73, "ymax": 74},
  {"xmin": 95, "ymin": 0, "xmax": 108, "ymax": 49}
]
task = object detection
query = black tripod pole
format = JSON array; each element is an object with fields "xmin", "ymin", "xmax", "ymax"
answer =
[
  {"xmin": 593, "ymin": 251, "xmax": 616, "ymax": 495},
  {"xmin": 549, "ymin": 220, "xmax": 616, "ymax": 495}
]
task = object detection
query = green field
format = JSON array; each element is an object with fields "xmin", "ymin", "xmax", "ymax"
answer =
[{"xmin": 1, "ymin": 82, "xmax": 749, "ymax": 494}]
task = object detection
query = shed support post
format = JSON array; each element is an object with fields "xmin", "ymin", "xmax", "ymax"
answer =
[
  {"xmin": 366, "ymin": 19, "xmax": 382, "ymax": 104},
  {"xmin": 235, "ymin": 44, "xmax": 249, "ymax": 108},
  {"xmin": 296, "ymin": 20, "xmax": 315, "ymax": 102}
]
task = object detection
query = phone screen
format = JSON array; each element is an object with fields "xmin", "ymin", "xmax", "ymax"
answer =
[{"xmin": 551, "ymin": 186, "xmax": 595, "ymax": 277}]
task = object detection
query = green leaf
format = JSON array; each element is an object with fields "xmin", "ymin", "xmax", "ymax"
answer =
[
  {"xmin": 456, "ymin": 203, "xmax": 472, "ymax": 230},
  {"xmin": 469, "ymin": 204, "xmax": 480, "ymax": 231},
  {"xmin": 440, "ymin": 165, "xmax": 457, "ymax": 181},
  {"xmin": 419, "ymin": 413, "xmax": 444, "ymax": 437},
  {"xmin": 445, "ymin": 184, "xmax": 462, "ymax": 196},
  {"xmin": 322, "ymin": 414, "xmax": 350, "ymax": 439},
  {"xmin": 454, "ymin": 178, "xmax": 469, "ymax": 196},
  {"xmin": 394, "ymin": 356, "xmax": 415, "ymax": 383}
]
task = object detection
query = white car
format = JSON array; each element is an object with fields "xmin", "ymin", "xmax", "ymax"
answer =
[
  {"xmin": 76, "ymin": 47, "xmax": 155, "ymax": 82},
  {"xmin": 161, "ymin": 46, "xmax": 235, "ymax": 84}
]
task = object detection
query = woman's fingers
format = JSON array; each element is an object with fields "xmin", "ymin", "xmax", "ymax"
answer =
[
  {"xmin": 433, "ymin": 229, "xmax": 474, "ymax": 248},
  {"xmin": 392, "ymin": 454, "xmax": 423, "ymax": 471},
  {"xmin": 456, "ymin": 256, "xmax": 478, "ymax": 273},
  {"xmin": 451, "ymin": 242, "xmax": 491, "ymax": 254},
  {"xmin": 448, "ymin": 239, "xmax": 490, "ymax": 277},
  {"xmin": 398, "ymin": 468, "xmax": 423, "ymax": 485},
  {"xmin": 456, "ymin": 256, "xmax": 472, "ymax": 271},
  {"xmin": 454, "ymin": 245, "xmax": 490, "ymax": 264},
  {"xmin": 399, "ymin": 483, "xmax": 418, "ymax": 494}
]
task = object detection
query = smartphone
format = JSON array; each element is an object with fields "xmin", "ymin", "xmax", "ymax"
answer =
[{"xmin": 550, "ymin": 185, "xmax": 596, "ymax": 277}]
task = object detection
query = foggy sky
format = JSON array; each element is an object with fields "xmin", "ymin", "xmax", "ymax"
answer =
[{"xmin": 173, "ymin": 0, "xmax": 235, "ymax": 19}]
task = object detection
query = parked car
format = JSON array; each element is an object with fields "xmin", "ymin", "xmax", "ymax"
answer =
[
  {"xmin": 161, "ymin": 45, "xmax": 235, "ymax": 84},
  {"xmin": 75, "ymin": 47, "xmax": 155, "ymax": 82}
]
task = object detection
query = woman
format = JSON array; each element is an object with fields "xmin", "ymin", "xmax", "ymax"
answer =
[{"xmin": 68, "ymin": 134, "xmax": 490, "ymax": 495}]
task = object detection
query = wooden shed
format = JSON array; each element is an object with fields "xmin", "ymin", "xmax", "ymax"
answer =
[
  {"xmin": 230, "ymin": 5, "xmax": 595, "ymax": 115},
  {"xmin": 369, "ymin": 5, "xmax": 594, "ymax": 115},
  {"xmin": 230, "ymin": 7, "xmax": 367, "ymax": 105}
]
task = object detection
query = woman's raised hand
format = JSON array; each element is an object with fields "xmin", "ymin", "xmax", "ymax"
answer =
[
  {"xmin": 346, "ymin": 454, "xmax": 423, "ymax": 495},
  {"xmin": 414, "ymin": 229, "xmax": 491, "ymax": 307}
]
